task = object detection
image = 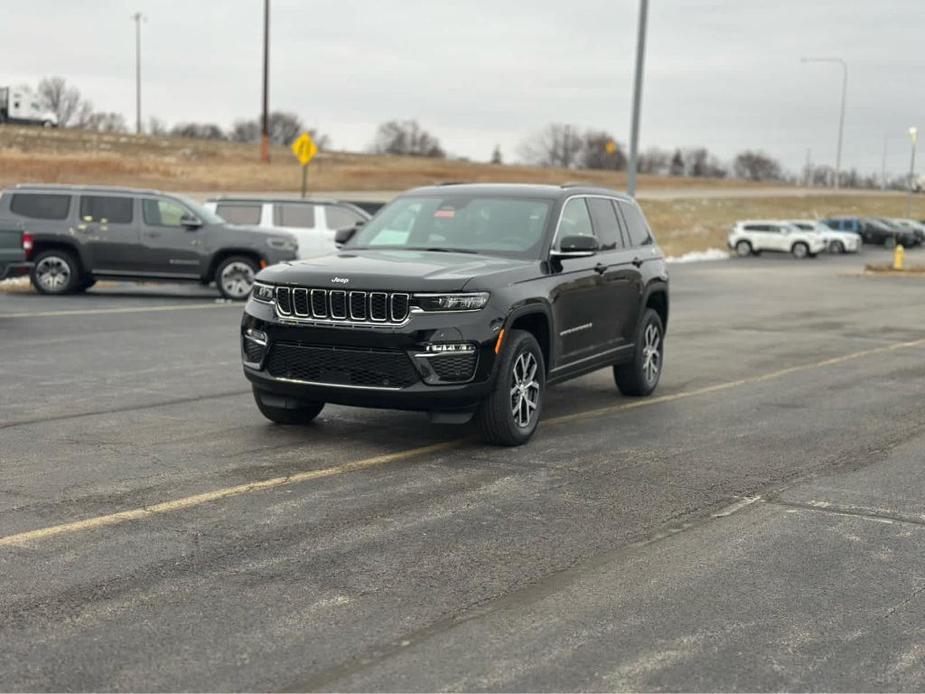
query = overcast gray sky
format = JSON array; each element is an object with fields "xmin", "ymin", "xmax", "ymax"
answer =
[{"xmin": 5, "ymin": 0, "xmax": 924, "ymax": 176}]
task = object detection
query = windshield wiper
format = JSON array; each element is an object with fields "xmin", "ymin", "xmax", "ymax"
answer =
[{"xmin": 405, "ymin": 247, "xmax": 480, "ymax": 254}]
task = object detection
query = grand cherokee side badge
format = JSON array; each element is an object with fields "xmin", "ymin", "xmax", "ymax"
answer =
[{"xmin": 331, "ymin": 277, "xmax": 350, "ymax": 284}]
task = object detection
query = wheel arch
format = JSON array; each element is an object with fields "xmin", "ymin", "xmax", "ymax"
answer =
[
  {"xmin": 504, "ymin": 303, "xmax": 553, "ymax": 375},
  {"xmin": 31, "ymin": 238, "xmax": 87, "ymax": 273},
  {"xmin": 642, "ymin": 282, "xmax": 669, "ymax": 331},
  {"xmin": 206, "ymin": 249, "xmax": 265, "ymax": 281}
]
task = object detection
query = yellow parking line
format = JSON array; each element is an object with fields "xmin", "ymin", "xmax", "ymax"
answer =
[
  {"xmin": 2, "ymin": 336, "xmax": 924, "ymax": 549},
  {"xmin": 0, "ymin": 303, "xmax": 240, "ymax": 319}
]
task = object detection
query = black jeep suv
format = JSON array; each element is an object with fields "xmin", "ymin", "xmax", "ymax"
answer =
[
  {"xmin": 241, "ymin": 184, "xmax": 669, "ymax": 445},
  {"xmin": 0, "ymin": 185, "xmax": 298, "ymax": 299}
]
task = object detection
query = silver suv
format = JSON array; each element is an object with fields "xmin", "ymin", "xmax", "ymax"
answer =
[{"xmin": 0, "ymin": 185, "xmax": 298, "ymax": 299}]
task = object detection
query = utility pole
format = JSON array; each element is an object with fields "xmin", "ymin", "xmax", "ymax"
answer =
[
  {"xmin": 908, "ymin": 127, "xmax": 917, "ymax": 217},
  {"xmin": 132, "ymin": 12, "xmax": 145, "ymax": 135},
  {"xmin": 261, "ymin": 0, "xmax": 271, "ymax": 162},
  {"xmin": 626, "ymin": 0, "xmax": 648, "ymax": 198},
  {"xmin": 801, "ymin": 57, "xmax": 847, "ymax": 190},
  {"xmin": 804, "ymin": 148, "xmax": 813, "ymax": 187},
  {"xmin": 881, "ymin": 135, "xmax": 888, "ymax": 190}
]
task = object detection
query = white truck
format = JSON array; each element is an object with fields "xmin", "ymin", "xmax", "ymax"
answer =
[{"xmin": 0, "ymin": 86, "xmax": 58, "ymax": 127}]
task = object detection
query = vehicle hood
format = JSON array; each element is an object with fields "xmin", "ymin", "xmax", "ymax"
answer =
[{"xmin": 256, "ymin": 249, "xmax": 537, "ymax": 292}]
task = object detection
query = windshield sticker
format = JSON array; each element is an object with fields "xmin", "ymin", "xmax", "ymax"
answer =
[{"xmin": 434, "ymin": 209, "xmax": 456, "ymax": 219}]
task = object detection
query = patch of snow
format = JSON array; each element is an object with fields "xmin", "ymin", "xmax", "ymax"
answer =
[{"xmin": 666, "ymin": 248, "xmax": 729, "ymax": 264}]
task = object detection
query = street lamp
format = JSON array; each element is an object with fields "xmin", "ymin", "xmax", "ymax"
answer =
[
  {"xmin": 626, "ymin": 0, "xmax": 648, "ymax": 198},
  {"xmin": 261, "ymin": 0, "xmax": 271, "ymax": 163},
  {"xmin": 131, "ymin": 12, "xmax": 145, "ymax": 135},
  {"xmin": 801, "ymin": 57, "xmax": 847, "ymax": 190},
  {"xmin": 908, "ymin": 126, "xmax": 917, "ymax": 216}
]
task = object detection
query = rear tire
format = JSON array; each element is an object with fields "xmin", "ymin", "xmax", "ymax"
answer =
[
  {"xmin": 31, "ymin": 249, "xmax": 82, "ymax": 295},
  {"xmin": 614, "ymin": 309, "xmax": 664, "ymax": 397},
  {"xmin": 829, "ymin": 240, "xmax": 845, "ymax": 254},
  {"xmin": 791, "ymin": 242, "xmax": 809, "ymax": 259},
  {"xmin": 252, "ymin": 388, "xmax": 324, "ymax": 425},
  {"xmin": 477, "ymin": 329, "xmax": 545, "ymax": 446},
  {"xmin": 884, "ymin": 236, "xmax": 897, "ymax": 250},
  {"xmin": 216, "ymin": 255, "xmax": 258, "ymax": 300}
]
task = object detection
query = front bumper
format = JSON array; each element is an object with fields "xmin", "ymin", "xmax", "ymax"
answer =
[{"xmin": 241, "ymin": 297, "xmax": 504, "ymax": 413}]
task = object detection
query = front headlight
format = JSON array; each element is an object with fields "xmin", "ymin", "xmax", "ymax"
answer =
[
  {"xmin": 251, "ymin": 281, "xmax": 275, "ymax": 303},
  {"xmin": 412, "ymin": 292, "xmax": 490, "ymax": 312},
  {"xmin": 266, "ymin": 237, "xmax": 298, "ymax": 252}
]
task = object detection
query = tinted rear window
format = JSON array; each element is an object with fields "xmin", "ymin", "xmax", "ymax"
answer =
[
  {"xmin": 10, "ymin": 193, "xmax": 71, "ymax": 220},
  {"xmin": 325, "ymin": 205, "xmax": 365, "ymax": 230},
  {"xmin": 618, "ymin": 201, "xmax": 652, "ymax": 246},
  {"xmin": 587, "ymin": 198, "xmax": 623, "ymax": 250},
  {"xmin": 216, "ymin": 203, "xmax": 262, "ymax": 226},
  {"xmin": 274, "ymin": 203, "xmax": 316, "ymax": 228},
  {"xmin": 80, "ymin": 196, "xmax": 133, "ymax": 224}
]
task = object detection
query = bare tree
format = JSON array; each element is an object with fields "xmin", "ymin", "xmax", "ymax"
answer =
[
  {"xmin": 579, "ymin": 131, "xmax": 626, "ymax": 171},
  {"xmin": 37, "ymin": 76, "xmax": 86, "ymax": 127},
  {"xmin": 669, "ymin": 149, "xmax": 685, "ymax": 176},
  {"xmin": 732, "ymin": 150, "xmax": 783, "ymax": 181},
  {"xmin": 170, "ymin": 122, "xmax": 227, "ymax": 140},
  {"xmin": 230, "ymin": 112, "xmax": 329, "ymax": 148},
  {"xmin": 81, "ymin": 112, "xmax": 129, "ymax": 133},
  {"xmin": 518, "ymin": 123, "xmax": 582, "ymax": 168},
  {"xmin": 683, "ymin": 147, "xmax": 727, "ymax": 178},
  {"xmin": 490, "ymin": 144, "xmax": 503, "ymax": 165},
  {"xmin": 146, "ymin": 117, "xmax": 167, "ymax": 136},
  {"xmin": 372, "ymin": 120, "xmax": 445, "ymax": 158},
  {"xmin": 636, "ymin": 147, "xmax": 672, "ymax": 175}
]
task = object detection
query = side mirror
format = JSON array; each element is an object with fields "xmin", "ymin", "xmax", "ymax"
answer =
[
  {"xmin": 552, "ymin": 235, "xmax": 598, "ymax": 259},
  {"xmin": 334, "ymin": 223, "xmax": 362, "ymax": 248},
  {"xmin": 180, "ymin": 213, "xmax": 202, "ymax": 229}
]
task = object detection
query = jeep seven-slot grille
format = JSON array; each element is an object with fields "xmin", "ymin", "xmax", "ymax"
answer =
[
  {"xmin": 266, "ymin": 343, "xmax": 418, "ymax": 389},
  {"xmin": 275, "ymin": 286, "xmax": 411, "ymax": 324}
]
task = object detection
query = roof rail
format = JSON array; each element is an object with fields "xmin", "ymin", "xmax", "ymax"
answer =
[
  {"xmin": 435, "ymin": 181, "xmax": 469, "ymax": 186},
  {"xmin": 560, "ymin": 181, "xmax": 598, "ymax": 188}
]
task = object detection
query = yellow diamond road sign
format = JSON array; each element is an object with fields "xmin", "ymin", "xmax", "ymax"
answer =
[
  {"xmin": 605, "ymin": 140, "xmax": 618, "ymax": 155},
  {"xmin": 291, "ymin": 132, "xmax": 318, "ymax": 166}
]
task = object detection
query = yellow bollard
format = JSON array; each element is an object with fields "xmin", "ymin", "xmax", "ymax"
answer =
[{"xmin": 893, "ymin": 244, "xmax": 905, "ymax": 271}]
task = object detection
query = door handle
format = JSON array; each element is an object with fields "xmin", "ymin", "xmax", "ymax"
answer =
[
  {"xmin": 632, "ymin": 257, "xmax": 644, "ymax": 267},
  {"xmin": 145, "ymin": 231, "xmax": 162, "ymax": 238},
  {"xmin": 594, "ymin": 263, "xmax": 607, "ymax": 275}
]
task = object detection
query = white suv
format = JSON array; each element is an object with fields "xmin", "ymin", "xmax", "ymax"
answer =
[
  {"xmin": 204, "ymin": 198, "xmax": 370, "ymax": 259},
  {"xmin": 789, "ymin": 219, "xmax": 860, "ymax": 254},
  {"xmin": 729, "ymin": 220, "xmax": 827, "ymax": 259}
]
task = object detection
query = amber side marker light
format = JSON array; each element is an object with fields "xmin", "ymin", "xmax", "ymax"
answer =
[{"xmin": 494, "ymin": 328, "xmax": 505, "ymax": 354}]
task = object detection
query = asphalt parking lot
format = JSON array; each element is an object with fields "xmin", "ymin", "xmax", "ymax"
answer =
[{"xmin": 2, "ymin": 247, "xmax": 924, "ymax": 691}]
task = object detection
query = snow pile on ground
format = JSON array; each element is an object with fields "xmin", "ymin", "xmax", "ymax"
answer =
[
  {"xmin": 666, "ymin": 248, "xmax": 730, "ymax": 264},
  {"xmin": 0, "ymin": 276, "xmax": 32, "ymax": 293}
]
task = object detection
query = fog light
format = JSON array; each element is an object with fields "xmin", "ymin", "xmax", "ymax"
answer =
[
  {"xmin": 245, "ymin": 328, "xmax": 268, "ymax": 345},
  {"xmin": 424, "ymin": 343, "xmax": 476, "ymax": 354}
]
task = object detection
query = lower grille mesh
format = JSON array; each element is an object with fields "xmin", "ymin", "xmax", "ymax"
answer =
[
  {"xmin": 266, "ymin": 342, "xmax": 419, "ymax": 389},
  {"xmin": 429, "ymin": 353, "xmax": 477, "ymax": 382}
]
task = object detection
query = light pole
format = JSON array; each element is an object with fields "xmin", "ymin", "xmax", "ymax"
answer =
[
  {"xmin": 260, "ymin": 0, "xmax": 271, "ymax": 163},
  {"xmin": 908, "ymin": 127, "xmax": 917, "ymax": 216},
  {"xmin": 132, "ymin": 12, "xmax": 145, "ymax": 135},
  {"xmin": 801, "ymin": 56, "xmax": 847, "ymax": 190},
  {"xmin": 626, "ymin": 0, "xmax": 648, "ymax": 198}
]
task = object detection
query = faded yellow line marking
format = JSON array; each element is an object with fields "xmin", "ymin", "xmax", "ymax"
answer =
[
  {"xmin": 0, "ymin": 441, "xmax": 461, "ymax": 548},
  {"xmin": 0, "ymin": 302, "xmax": 239, "ymax": 319},
  {"xmin": 2, "ymin": 336, "xmax": 924, "ymax": 548}
]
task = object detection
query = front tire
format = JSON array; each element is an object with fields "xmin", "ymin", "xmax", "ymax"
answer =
[
  {"xmin": 216, "ymin": 255, "xmax": 258, "ymax": 300},
  {"xmin": 31, "ymin": 249, "xmax": 82, "ymax": 295},
  {"xmin": 884, "ymin": 236, "xmax": 897, "ymax": 250},
  {"xmin": 252, "ymin": 388, "xmax": 325, "ymax": 425},
  {"xmin": 477, "ymin": 329, "xmax": 545, "ymax": 446},
  {"xmin": 614, "ymin": 309, "xmax": 664, "ymax": 397},
  {"xmin": 791, "ymin": 242, "xmax": 809, "ymax": 259},
  {"xmin": 829, "ymin": 240, "xmax": 845, "ymax": 254},
  {"xmin": 734, "ymin": 240, "xmax": 753, "ymax": 257}
]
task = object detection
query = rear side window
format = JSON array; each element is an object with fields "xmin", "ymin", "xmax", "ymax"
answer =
[
  {"xmin": 618, "ymin": 201, "xmax": 652, "ymax": 247},
  {"xmin": 274, "ymin": 203, "xmax": 316, "ymax": 229},
  {"xmin": 325, "ymin": 205, "xmax": 364, "ymax": 230},
  {"xmin": 10, "ymin": 193, "xmax": 71, "ymax": 220},
  {"xmin": 215, "ymin": 203, "xmax": 262, "ymax": 226},
  {"xmin": 80, "ymin": 196, "xmax": 133, "ymax": 224},
  {"xmin": 586, "ymin": 198, "xmax": 623, "ymax": 251}
]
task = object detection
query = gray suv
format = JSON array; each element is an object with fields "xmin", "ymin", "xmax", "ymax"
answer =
[{"xmin": 0, "ymin": 185, "xmax": 298, "ymax": 299}]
